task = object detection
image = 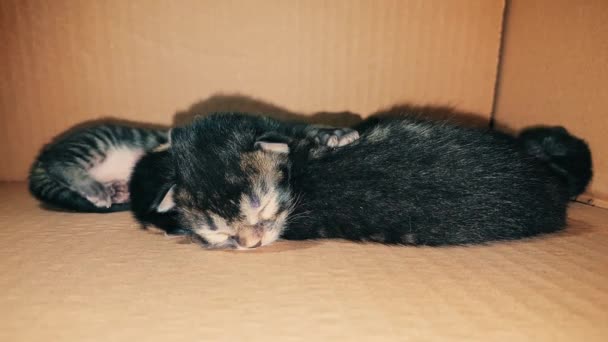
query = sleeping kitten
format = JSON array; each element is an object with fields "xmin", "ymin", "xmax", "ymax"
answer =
[
  {"xmin": 129, "ymin": 146, "xmax": 185, "ymax": 234},
  {"xmin": 29, "ymin": 123, "xmax": 168, "ymax": 212},
  {"xmin": 156, "ymin": 113, "xmax": 592, "ymax": 249},
  {"xmin": 129, "ymin": 115, "xmax": 359, "ymax": 235}
]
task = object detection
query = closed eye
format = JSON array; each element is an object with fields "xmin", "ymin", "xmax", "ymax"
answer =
[
  {"xmin": 258, "ymin": 201, "xmax": 270, "ymax": 213},
  {"xmin": 260, "ymin": 219, "xmax": 277, "ymax": 227}
]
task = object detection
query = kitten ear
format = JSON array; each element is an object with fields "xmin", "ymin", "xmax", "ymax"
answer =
[
  {"xmin": 157, "ymin": 185, "xmax": 176, "ymax": 213},
  {"xmin": 254, "ymin": 132, "xmax": 291, "ymax": 154},
  {"xmin": 255, "ymin": 141, "xmax": 289, "ymax": 154}
]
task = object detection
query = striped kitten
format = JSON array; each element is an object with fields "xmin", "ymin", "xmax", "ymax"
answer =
[{"xmin": 29, "ymin": 122, "xmax": 168, "ymax": 212}]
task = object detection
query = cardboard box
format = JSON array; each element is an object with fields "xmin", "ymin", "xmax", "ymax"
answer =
[
  {"xmin": 0, "ymin": 0, "xmax": 504, "ymax": 179},
  {"xmin": 1, "ymin": 1, "xmax": 607, "ymax": 341}
]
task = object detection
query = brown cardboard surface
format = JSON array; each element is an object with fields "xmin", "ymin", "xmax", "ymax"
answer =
[
  {"xmin": 1, "ymin": 182, "xmax": 607, "ymax": 341},
  {"xmin": 494, "ymin": 0, "xmax": 608, "ymax": 205},
  {"xmin": 0, "ymin": 0, "xmax": 505, "ymax": 181}
]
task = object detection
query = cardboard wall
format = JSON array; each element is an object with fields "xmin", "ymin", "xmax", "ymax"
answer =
[
  {"xmin": 1, "ymin": 182, "xmax": 607, "ymax": 341},
  {"xmin": 0, "ymin": 0, "xmax": 505, "ymax": 181},
  {"xmin": 494, "ymin": 0, "xmax": 608, "ymax": 206}
]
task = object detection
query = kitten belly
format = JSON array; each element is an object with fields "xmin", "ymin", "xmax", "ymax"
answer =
[{"xmin": 89, "ymin": 147, "xmax": 144, "ymax": 183}]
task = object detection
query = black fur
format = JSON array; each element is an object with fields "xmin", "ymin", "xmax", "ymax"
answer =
[
  {"xmin": 283, "ymin": 118, "xmax": 592, "ymax": 245},
  {"xmin": 170, "ymin": 114, "xmax": 291, "ymax": 221},
  {"xmin": 517, "ymin": 126, "xmax": 592, "ymax": 198},
  {"xmin": 129, "ymin": 149, "xmax": 187, "ymax": 235},
  {"xmin": 132, "ymin": 114, "xmax": 357, "ymax": 237},
  {"xmin": 168, "ymin": 113, "xmax": 593, "ymax": 246}
]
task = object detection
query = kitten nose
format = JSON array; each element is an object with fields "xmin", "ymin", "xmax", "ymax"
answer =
[{"xmin": 234, "ymin": 234, "xmax": 262, "ymax": 249}]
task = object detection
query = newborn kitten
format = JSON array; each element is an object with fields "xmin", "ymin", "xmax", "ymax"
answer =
[
  {"xmin": 130, "ymin": 114, "xmax": 358, "ymax": 238},
  {"xmin": 29, "ymin": 123, "xmax": 167, "ymax": 212},
  {"xmin": 159, "ymin": 113, "xmax": 592, "ymax": 249},
  {"xmin": 129, "ymin": 146, "xmax": 185, "ymax": 235}
]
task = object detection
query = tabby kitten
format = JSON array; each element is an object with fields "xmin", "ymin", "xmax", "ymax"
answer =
[{"xmin": 29, "ymin": 122, "xmax": 168, "ymax": 212}]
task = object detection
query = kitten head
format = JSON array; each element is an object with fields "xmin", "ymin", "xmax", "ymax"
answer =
[{"xmin": 158, "ymin": 114, "xmax": 294, "ymax": 249}]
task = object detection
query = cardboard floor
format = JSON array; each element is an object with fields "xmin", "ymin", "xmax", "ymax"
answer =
[{"xmin": 1, "ymin": 182, "xmax": 607, "ymax": 341}]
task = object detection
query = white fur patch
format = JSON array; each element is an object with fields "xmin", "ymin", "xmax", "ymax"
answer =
[
  {"xmin": 260, "ymin": 194, "xmax": 280, "ymax": 220},
  {"xmin": 240, "ymin": 189, "xmax": 280, "ymax": 225},
  {"xmin": 197, "ymin": 231, "xmax": 231, "ymax": 245},
  {"xmin": 89, "ymin": 147, "xmax": 144, "ymax": 183},
  {"xmin": 193, "ymin": 213, "xmax": 236, "ymax": 247},
  {"xmin": 208, "ymin": 213, "xmax": 235, "ymax": 234}
]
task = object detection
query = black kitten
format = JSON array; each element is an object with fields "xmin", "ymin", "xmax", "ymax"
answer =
[
  {"xmin": 129, "ymin": 114, "xmax": 359, "ymax": 239},
  {"xmin": 129, "ymin": 147, "xmax": 186, "ymax": 234},
  {"xmin": 162, "ymin": 113, "xmax": 592, "ymax": 248}
]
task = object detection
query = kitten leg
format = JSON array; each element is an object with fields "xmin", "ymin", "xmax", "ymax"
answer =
[
  {"xmin": 75, "ymin": 179, "xmax": 114, "ymax": 208},
  {"xmin": 49, "ymin": 165, "xmax": 114, "ymax": 208},
  {"xmin": 308, "ymin": 127, "xmax": 360, "ymax": 148}
]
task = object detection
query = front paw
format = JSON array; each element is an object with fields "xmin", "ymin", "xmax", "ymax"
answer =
[
  {"xmin": 78, "ymin": 181, "xmax": 113, "ymax": 208},
  {"xmin": 313, "ymin": 128, "xmax": 360, "ymax": 148},
  {"xmin": 108, "ymin": 180, "xmax": 130, "ymax": 204}
]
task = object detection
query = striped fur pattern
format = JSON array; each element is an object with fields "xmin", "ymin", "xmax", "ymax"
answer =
[{"xmin": 29, "ymin": 123, "xmax": 168, "ymax": 212}]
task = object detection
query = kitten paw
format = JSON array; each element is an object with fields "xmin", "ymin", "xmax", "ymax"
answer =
[
  {"xmin": 335, "ymin": 130, "xmax": 360, "ymax": 147},
  {"xmin": 85, "ymin": 195, "xmax": 112, "ymax": 208},
  {"xmin": 77, "ymin": 181, "xmax": 113, "ymax": 208},
  {"xmin": 313, "ymin": 128, "xmax": 360, "ymax": 148},
  {"xmin": 108, "ymin": 181, "xmax": 130, "ymax": 204}
]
